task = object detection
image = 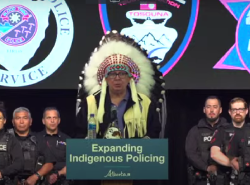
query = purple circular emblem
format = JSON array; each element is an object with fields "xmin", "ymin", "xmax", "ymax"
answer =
[{"xmin": 0, "ymin": 4, "xmax": 37, "ymax": 46}]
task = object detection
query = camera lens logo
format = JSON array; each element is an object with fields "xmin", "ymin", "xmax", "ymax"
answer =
[
  {"xmin": 0, "ymin": 5, "xmax": 37, "ymax": 46},
  {"xmin": 99, "ymin": 0, "xmax": 199, "ymax": 76},
  {"xmin": 0, "ymin": 0, "xmax": 74, "ymax": 87}
]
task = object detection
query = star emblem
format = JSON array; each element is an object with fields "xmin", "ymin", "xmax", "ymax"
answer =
[{"xmin": 213, "ymin": 0, "xmax": 250, "ymax": 73}]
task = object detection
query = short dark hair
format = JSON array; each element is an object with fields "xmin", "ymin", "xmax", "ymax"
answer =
[
  {"xmin": 0, "ymin": 101, "xmax": 6, "ymax": 119},
  {"xmin": 43, "ymin": 107, "xmax": 60, "ymax": 118},
  {"xmin": 229, "ymin": 97, "xmax": 248, "ymax": 109},
  {"xmin": 204, "ymin": 96, "xmax": 221, "ymax": 107}
]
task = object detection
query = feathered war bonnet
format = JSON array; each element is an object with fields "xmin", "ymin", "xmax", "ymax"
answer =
[{"xmin": 76, "ymin": 30, "xmax": 166, "ymax": 137}]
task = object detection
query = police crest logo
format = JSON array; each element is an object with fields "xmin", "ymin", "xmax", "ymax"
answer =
[
  {"xmin": 0, "ymin": 5, "xmax": 37, "ymax": 46},
  {"xmin": 213, "ymin": 0, "xmax": 250, "ymax": 74},
  {"xmin": 0, "ymin": 0, "xmax": 74, "ymax": 87},
  {"xmin": 99, "ymin": 0, "xmax": 199, "ymax": 76}
]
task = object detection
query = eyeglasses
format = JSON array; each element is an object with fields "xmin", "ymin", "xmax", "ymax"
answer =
[
  {"xmin": 230, "ymin": 108, "xmax": 246, "ymax": 113},
  {"xmin": 108, "ymin": 72, "xmax": 128, "ymax": 79}
]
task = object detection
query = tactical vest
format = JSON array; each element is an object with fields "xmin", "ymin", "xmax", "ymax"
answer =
[
  {"xmin": 19, "ymin": 135, "xmax": 38, "ymax": 173},
  {"xmin": 240, "ymin": 126, "xmax": 250, "ymax": 166},
  {"xmin": 0, "ymin": 132, "xmax": 10, "ymax": 170},
  {"xmin": 197, "ymin": 127, "xmax": 214, "ymax": 163},
  {"xmin": 7, "ymin": 129, "xmax": 38, "ymax": 174}
]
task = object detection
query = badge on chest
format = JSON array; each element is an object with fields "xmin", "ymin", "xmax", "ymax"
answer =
[
  {"xmin": 201, "ymin": 133, "xmax": 213, "ymax": 143},
  {"xmin": 0, "ymin": 142, "xmax": 7, "ymax": 151}
]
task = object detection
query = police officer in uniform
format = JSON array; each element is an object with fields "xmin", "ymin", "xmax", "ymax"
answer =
[
  {"xmin": 0, "ymin": 102, "xmax": 23, "ymax": 185},
  {"xmin": 185, "ymin": 96, "xmax": 227, "ymax": 185},
  {"xmin": 210, "ymin": 97, "xmax": 246, "ymax": 185},
  {"xmin": 36, "ymin": 107, "xmax": 71, "ymax": 185},
  {"xmin": 226, "ymin": 98, "xmax": 250, "ymax": 184},
  {"xmin": 11, "ymin": 107, "xmax": 56, "ymax": 185}
]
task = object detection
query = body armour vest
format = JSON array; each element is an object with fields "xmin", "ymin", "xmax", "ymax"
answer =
[
  {"xmin": 19, "ymin": 135, "xmax": 37, "ymax": 173},
  {"xmin": 197, "ymin": 127, "xmax": 214, "ymax": 163},
  {"xmin": 240, "ymin": 126, "xmax": 250, "ymax": 170},
  {"xmin": 0, "ymin": 132, "xmax": 10, "ymax": 170}
]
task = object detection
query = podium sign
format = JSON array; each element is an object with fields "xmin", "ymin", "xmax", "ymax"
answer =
[{"xmin": 66, "ymin": 139, "xmax": 168, "ymax": 180}]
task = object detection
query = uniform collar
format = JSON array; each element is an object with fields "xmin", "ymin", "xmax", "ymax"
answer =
[
  {"xmin": 197, "ymin": 117, "xmax": 226, "ymax": 128},
  {"xmin": 15, "ymin": 130, "xmax": 35, "ymax": 139},
  {"xmin": 41, "ymin": 129, "xmax": 61, "ymax": 137}
]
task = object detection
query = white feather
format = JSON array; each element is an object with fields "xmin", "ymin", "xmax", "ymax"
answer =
[{"xmin": 83, "ymin": 40, "xmax": 155, "ymax": 96}]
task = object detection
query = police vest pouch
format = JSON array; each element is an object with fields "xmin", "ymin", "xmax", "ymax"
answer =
[
  {"xmin": 20, "ymin": 135, "xmax": 37, "ymax": 174},
  {"xmin": 23, "ymin": 160, "xmax": 36, "ymax": 173},
  {"xmin": 0, "ymin": 178, "xmax": 5, "ymax": 185},
  {"xmin": 35, "ymin": 156, "xmax": 45, "ymax": 172},
  {"xmin": 24, "ymin": 151, "xmax": 31, "ymax": 160},
  {"xmin": 198, "ymin": 128, "xmax": 214, "ymax": 163},
  {"xmin": 242, "ymin": 159, "xmax": 250, "ymax": 172}
]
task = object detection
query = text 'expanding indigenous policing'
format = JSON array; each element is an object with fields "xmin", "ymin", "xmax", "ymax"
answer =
[{"xmin": 69, "ymin": 144, "xmax": 165, "ymax": 165}]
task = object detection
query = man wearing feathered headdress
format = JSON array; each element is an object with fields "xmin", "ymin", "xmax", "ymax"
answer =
[{"xmin": 75, "ymin": 30, "xmax": 165, "ymax": 140}]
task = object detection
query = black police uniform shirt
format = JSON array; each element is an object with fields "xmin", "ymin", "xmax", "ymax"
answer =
[
  {"xmin": 210, "ymin": 122, "xmax": 235, "ymax": 172},
  {"xmin": 36, "ymin": 130, "xmax": 70, "ymax": 171},
  {"xmin": 210, "ymin": 122, "xmax": 235, "ymax": 151},
  {"xmin": 227, "ymin": 123, "xmax": 250, "ymax": 158},
  {"xmin": 185, "ymin": 117, "xmax": 227, "ymax": 171},
  {"xmin": 0, "ymin": 128, "xmax": 23, "ymax": 177},
  {"xmin": 15, "ymin": 131, "xmax": 56, "ymax": 168}
]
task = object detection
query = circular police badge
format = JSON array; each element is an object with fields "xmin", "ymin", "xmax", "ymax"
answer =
[
  {"xmin": 99, "ymin": 0, "xmax": 199, "ymax": 76},
  {"xmin": 0, "ymin": 5, "xmax": 37, "ymax": 46},
  {"xmin": 236, "ymin": 4, "xmax": 250, "ymax": 73},
  {"xmin": 0, "ymin": 0, "xmax": 74, "ymax": 87}
]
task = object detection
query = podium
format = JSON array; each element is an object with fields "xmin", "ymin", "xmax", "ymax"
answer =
[{"xmin": 67, "ymin": 139, "xmax": 168, "ymax": 182}]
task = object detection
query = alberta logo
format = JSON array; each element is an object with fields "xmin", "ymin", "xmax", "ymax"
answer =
[
  {"xmin": 99, "ymin": 0, "xmax": 199, "ymax": 76},
  {"xmin": 0, "ymin": 0, "xmax": 74, "ymax": 87},
  {"xmin": 214, "ymin": 0, "xmax": 250, "ymax": 74}
]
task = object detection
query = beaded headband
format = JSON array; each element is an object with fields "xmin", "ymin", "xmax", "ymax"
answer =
[{"xmin": 97, "ymin": 54, "xmax": 140, "ymax": 85}]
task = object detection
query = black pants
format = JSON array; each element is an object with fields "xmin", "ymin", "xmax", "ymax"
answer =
[{"xmin": 194, "ymin": 180, "xmax": 207, "ymax": 185}]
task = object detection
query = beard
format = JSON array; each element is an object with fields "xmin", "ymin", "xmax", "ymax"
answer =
[
  {"xmin": 232, "ymin": 115, "xmax": 244, "ymax": 125},
  {"xmin": 206, "ymin": 116, "xmax": 219, "ymax": 123}
]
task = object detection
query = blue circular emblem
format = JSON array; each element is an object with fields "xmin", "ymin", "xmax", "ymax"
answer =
[{"xmin": 236, "ymin": 4, "xmax": 250, "ymax": 73}]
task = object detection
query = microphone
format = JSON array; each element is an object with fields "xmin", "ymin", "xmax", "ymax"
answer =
[
  {"xmin": 103, "ymin": 105, "xmax": 122, "ymax": 139},
  {"xmin": 111, "ymin": 106, "xmax": 117, "ymax": 122}
]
